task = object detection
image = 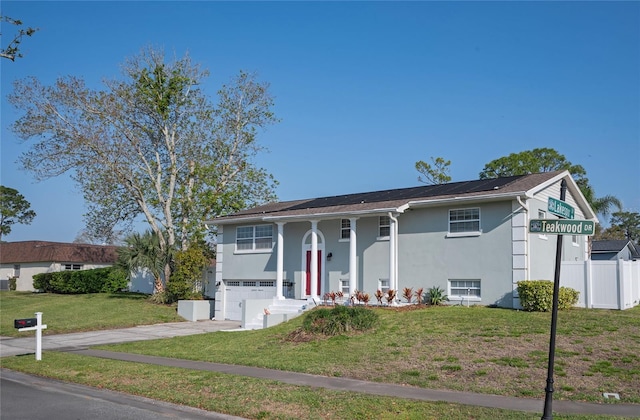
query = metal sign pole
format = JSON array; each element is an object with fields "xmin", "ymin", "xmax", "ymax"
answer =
[{"xmin": 541, "ymin": 179, "xmax": 567, "ymax": 420}]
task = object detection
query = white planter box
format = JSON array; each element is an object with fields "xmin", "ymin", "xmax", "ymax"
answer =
[{"xmin": 177, "ymin": 300, "xmax": 214, "ymax": 321}]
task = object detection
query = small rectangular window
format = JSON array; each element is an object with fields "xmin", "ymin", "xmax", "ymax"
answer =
[
  {"xmin": 378, "ymin": 278, "xmax": 390, "ymax": 293},
  {"xmin": 379, "ymin": 216, "xmax": 390, "ymax": 237},
  {"xmin": 538, "ymin": 210, "xmax": 548, "ymax": 239},
  {"xmin": 449, "ymin": 208, "xmax": 480, "ymax": 233},
  {"xmin": 449, "ymin": 279, "xmax": 481, "ymax": 299},
  {"xmin": 340, "ymin": 278, "xmax": 349, "ymax": 295},
  {"xmin": 13, "ymin": 264, "xmax": 20, "ymax": 278},
  {"xmin": 63, "ymin": 264, "xmax": 83, "ymax": 270},
  {"xmin": 340, "ymin": 219, "xmax": 350, "ymax": 240}
]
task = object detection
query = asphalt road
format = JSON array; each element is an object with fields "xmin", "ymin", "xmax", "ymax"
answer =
[{"xmin": 1, "ymin": 370, "xmax": 244, "ymax": 420}]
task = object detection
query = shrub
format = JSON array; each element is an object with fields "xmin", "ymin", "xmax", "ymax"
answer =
[
  {"xmin": 517, "ymin": 280, "xmax": 579, "ymax": 312},
  {"xmin": 32, "ymin": 266, "xmax": 128, "ymax": 294},
  {"xmin": 426, "ymin": 286, "xmax": 448, "ymax": 305},
  {"xmin": 302, "ymin": 305, "xmax": 379, "ymax": 336},
  {"xmin": 166, "ymin": 245, "xmax": 211, "ymax": 303},
  {"xmin": 8, "ymin": 276, "xmax": 17, "ymax": 291}
]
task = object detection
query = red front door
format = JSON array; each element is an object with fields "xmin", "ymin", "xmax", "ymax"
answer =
[{"xmin": 305, "ymin": 250, "xmax": 322, "ymax": 296}]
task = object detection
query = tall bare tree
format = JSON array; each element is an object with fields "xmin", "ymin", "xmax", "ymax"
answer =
[{"xmin": 9, "ymin": 47, "xmax": 278, "ymax": 289}]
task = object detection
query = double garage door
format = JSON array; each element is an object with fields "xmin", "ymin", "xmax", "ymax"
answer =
[{"xmin": 224, "ymin": 280, "xmax": 276, "ymax": 321}]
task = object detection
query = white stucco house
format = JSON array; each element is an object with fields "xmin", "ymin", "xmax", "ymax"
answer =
[
  {"xmin": 206, "ymin": 171, "xmax": 597, "ymax": 321},
  {"xmin": 0, "ymin": 241, "xmax": 118, "ymax": 291}
]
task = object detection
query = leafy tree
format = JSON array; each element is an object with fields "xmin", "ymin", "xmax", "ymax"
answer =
[
  {"xmin": 0, "ymin": 185, "xmax": 36, "ymax": 240},
  {"xmin": 604, "ymin": 211, "xmax": 640, "ymax": 243},
  {"xmin": 117, "ymin": 230, "xmax": 172, "ymax": 296},
  {"xmin": 415, "ymin": 156, "xmax": 452, "ymax": 185},
  {"xmin": 9, "ymin": 47, "xmax": 278, "ymax": 284},
  {"xmin": 479, "ymin": 147, "xmax": 588, "ymax": 189},
  {"xmin": 1, "ymin": 16, "xmax": 38, "ymax": 61},
  {"xmin": 167, "ymin": 241, "xmax": 213, "ymax": 302}
]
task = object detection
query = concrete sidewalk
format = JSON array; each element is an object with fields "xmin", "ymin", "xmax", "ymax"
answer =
[
  {"xmin": 0, "ymin": 320, "xmax": 241, "ymax": 357},
  {"xmin": 2, "ymin": 321, "xmax": 639, "ymax": 418}
]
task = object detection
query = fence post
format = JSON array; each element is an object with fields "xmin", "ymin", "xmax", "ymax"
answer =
[
  {"xmin": 584, "ymin": 260, "xmax": 592, "ymax": 309},
  {"xmin": 617, "ymin": 259, "xmax": 624, "ymax": 310}
]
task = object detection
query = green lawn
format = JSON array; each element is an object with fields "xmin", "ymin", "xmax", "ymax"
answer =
[
  {"xmin": 1, "ymin": 293, "xmax": 639, "ymax": 419},
  {"xmin": 0, "ymin": 291, "xmax": 184, "ymax": 336}
]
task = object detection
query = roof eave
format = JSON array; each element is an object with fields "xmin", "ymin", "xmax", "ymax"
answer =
[
  {"xmin": 209, "ymin": 205, "xmax": 409, "ymax": 225},
  {"xmin": 407, "ymin": 191, "xmax": 527, "ymax": 208}
]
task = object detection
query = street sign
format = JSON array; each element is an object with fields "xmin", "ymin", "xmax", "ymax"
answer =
[
  {"xmin": 529, "ymin": 219, "xmax": 594, "ymax": 235},
  {"xmin": 548, "ymin": 197, "xmax": 574, "ymax": 219}
]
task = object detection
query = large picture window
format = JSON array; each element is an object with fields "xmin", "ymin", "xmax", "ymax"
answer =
[
  {"xmin": 449, "ymin": 208, "xmax": 480, "ymax": 234},
  {"xmin": 236, "ymin": 225, "xmax": 273, "ymax": 251}
]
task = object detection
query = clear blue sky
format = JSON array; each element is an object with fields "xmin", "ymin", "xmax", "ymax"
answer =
[{"xmin": 1, "ymin": 1, "xmax": 639, "ymax": 243}]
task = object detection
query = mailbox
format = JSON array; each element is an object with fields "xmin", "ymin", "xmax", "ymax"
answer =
[{"xmin": 14, "ymin": 318, "xmax": 38, "ymax": 328}]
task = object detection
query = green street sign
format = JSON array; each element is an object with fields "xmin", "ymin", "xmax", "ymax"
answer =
[
  {"xmin": 529, "ymin": 219, "xmax": 594, "ymax": 235},
  {"xmin": 548, "ymin": 197, "xmax": 574, "ymax": 219}
]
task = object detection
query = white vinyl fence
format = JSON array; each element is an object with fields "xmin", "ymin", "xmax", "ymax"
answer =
[{"xmin": 560, "ymin": 260, "xmax": 640, "ymax": 310}]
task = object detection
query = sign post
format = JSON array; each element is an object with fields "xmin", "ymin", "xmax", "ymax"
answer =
[
  {"xmin": 533, "ymin": 184, "xmax": 595, "ymax": 420},
  {"xmin": 15, "ymin": 312, "xmax": 47, "ymax": 361}
]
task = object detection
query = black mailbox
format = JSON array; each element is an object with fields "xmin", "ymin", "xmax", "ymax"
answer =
[{"xmin": 14, "ymin": 318, "xmax": 38, "ymax": 328}]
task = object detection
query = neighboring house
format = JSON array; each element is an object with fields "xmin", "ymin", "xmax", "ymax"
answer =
[
  {"xmin": 208, "ymin": 170, "xmax": 597, "ymax": 321},
  {"xmin": 0, "ymin": 241, "xmax": 118, "ymax": 291},
  {"xmin": 591, "ymin": 240, "xmax": 639, "ymax": 261}
]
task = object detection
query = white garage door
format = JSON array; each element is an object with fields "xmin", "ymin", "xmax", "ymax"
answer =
[{"xmin": 224, "ymin": 280, "xmax": 277, "ymax": 321}]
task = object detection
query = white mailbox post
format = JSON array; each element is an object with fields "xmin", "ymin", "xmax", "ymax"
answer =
[{"xmin": 15, "ymin": 312, "xmax": 48, "ymax": 361}]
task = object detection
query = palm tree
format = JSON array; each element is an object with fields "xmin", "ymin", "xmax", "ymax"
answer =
[
  {"xmin": 581, "ymin": 186, "xmax": 623, "ymax": 221},
  {"xmin": 118, "ymin": 230, "xmax": 172, "ymax": 295},
  {"xmin": 581, "ymin": 186, "xmax": 623, "ymax": 253}
]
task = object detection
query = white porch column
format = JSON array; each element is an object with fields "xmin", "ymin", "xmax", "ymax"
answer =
[
  {"xmin": 310, "ymin": 220, "xmax": 319, "ymax": 299},
  {"xmin": 276, "ymin": 222, "xmax": 285, "ymax": 300},
  {"xmin": 389, "ymin": 214, "xmax": 396, "ymax": 292},
  {"xmin": 349, "ymin": 218, "xmax": 358, "ymax": 297}
]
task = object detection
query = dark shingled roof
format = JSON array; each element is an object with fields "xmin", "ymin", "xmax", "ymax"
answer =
[
  {"xmin": 215, "ymin": 171, "xmax": 562, "ymax": 222},
  {"xmin": 592, "ymin": 240, "xmax": 640, "ymax": 258},
  {"xmin": 0, "ymin": 241, "xmax": 118, "ymax": 264}
]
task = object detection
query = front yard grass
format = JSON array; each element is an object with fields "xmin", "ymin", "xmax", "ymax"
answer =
[
  {"xmin": 1, "ymin": 352, "xmax": 631, "ymax": 420},
  {"xmin": 1, "ymin": 292, "xmax": 639, "ymax": 419},
  {"xmin": 0, "ymin": 291, "xmax": 184, "ymax": 336},
  {"xmin": 97, "ymin": 305, "xmax": 640, "ymax": 404}
]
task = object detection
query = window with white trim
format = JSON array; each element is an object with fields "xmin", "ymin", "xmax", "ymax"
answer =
[
  {"xmin": 378, "ymin": 278, "xmax": 390, "ymax": 293},
  {"xmin": 572, "ymin": 235, "xmax": 579, "ymax": 246},
  {"xmin": 449, "ymin": 279, "xmax": 481, "ymax": 300},
  {"xmin": 340, "ymin": 278, "xmax": 349, "ymax": 295},
  {"xmin": 236, "ymin": 224, "xmax": 273, "ymax": 251},
  {"xmin": 63, "ymin": 264, "xmax": 83, "ymax": 270},
  {"xmin": 13, "ymin": 264, "xmax": 20, "ymax": 278},
  {"xmin": 340, "ymin": 219, "xmax": 350, "ymax": 240},
  {"xmin": 379, "ymin": 216, "xmax": 390, "ymax": 238},
  {"xmin": 448, "ymin": 208, "xmax": 480, "ymax": 234},
  {"xmin": 538, "ymin": 210, "xmax": 547, "ymax": 239}
]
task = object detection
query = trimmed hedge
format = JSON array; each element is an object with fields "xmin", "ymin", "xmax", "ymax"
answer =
[
  {"xmin": 517, "ymin": 280, "xmax": 579, "ymax": 312},
  {"xmin": 33, "ymin": 267, "xmax": 128, "ymax": 294}
]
